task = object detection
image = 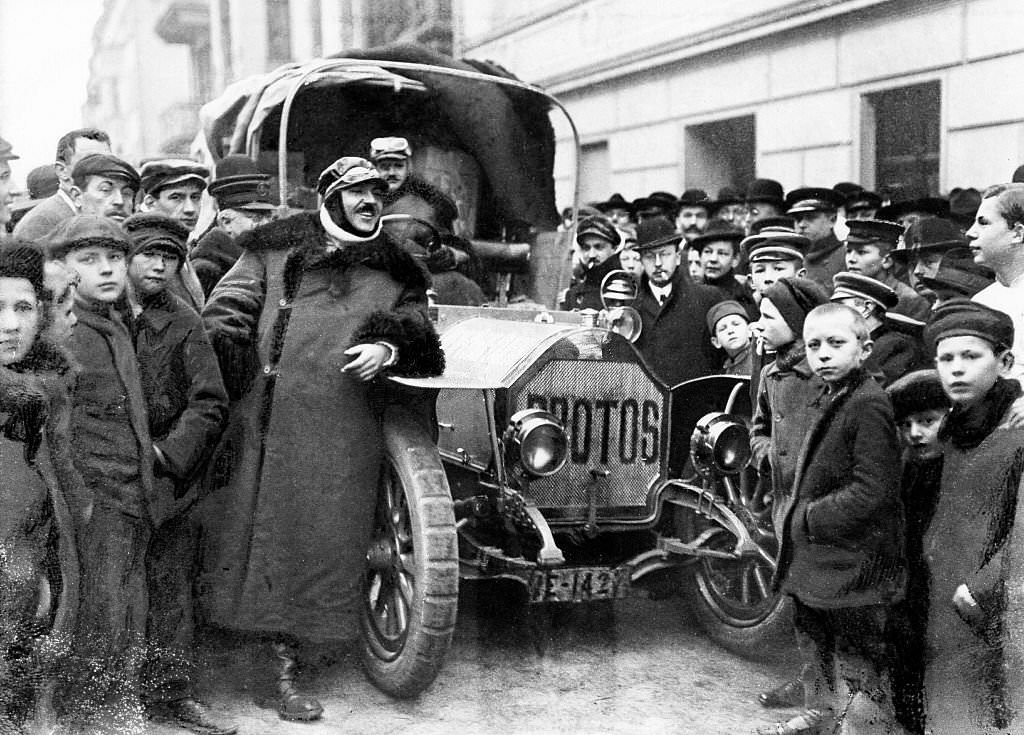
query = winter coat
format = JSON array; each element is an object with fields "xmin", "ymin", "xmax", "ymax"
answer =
[
  {"xmin": 198, "ymin": 212, "xmax": 444, "ymax": 642},
  {"xmin": 0, "ymin": 340, "xmax": 83, "ymax": 698},
  {"xmin": 132, "ymin": 289, "xmax": 228, "ymax": 525},
  {"xmin": 633, "ymin": 269, "xmax": 724, "ymax": 386},
  {"xmin": 803, "ymin": 231, "xmax": 846, "ymax": 293},
  {"xmin": 923, "ymin": 394, "xmax": 1024, "ymax": 733},
  {"xmin": 190, "ymin": 227, "xmax": 243, "ymax": 298},
  {"xmin": 775, "ymin": 369, "xmax": 906, "ymax": 608},
  {"xmin": 881, "ymin": 272, "xmax": 931, "ymax": 322},
  {"xmin": 67, "ymin": 303, "xmax": 158, "ymax": 522},
  {"xmin": 562, "ymin": 253, "xmax": 623, "ymax": 312},
  {"xmin": 749, "ymin": 345, "xmax": 825, "ymax": 532},
  {"xmin": 12, "ymin": 192, "xmax": 74, "ymax": 241}
]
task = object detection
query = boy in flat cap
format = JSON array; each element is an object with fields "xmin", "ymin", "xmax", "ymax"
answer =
[
  {"xmin": 843, "ymin": 218, "xmax": 930, "ymax": 321},
  {"xmin": 139, "ymin": 160, "xmax": 211, "ymax": 312},
  {"xmin": 562, "ymin": 214, "xmax": 623, "ymax": 312},
  {"xmin": 831, "ymin": 271, "xmax": 927, "ymax": 386},
  {"xmin": 200, "ymin": 156, "xmax": 444, "ymax": 722},
  {"xmin": 632, "ymin": 215, "xmax": 724, "ymax": 384},
  {"xmin": 758, "ymin": 302, "xmax": 906, "ymax": 735},
  {"xmin": 922, "ymin": 299, "xmax": 1024, "ymax": 734},
  {"xmin": 122, "ymin": 212, "xmax": 233, "ymax": 733},
  {"xmin": 786, "ymin": 187, "xmax": 846, "ymax": 291},
  {"xmin": 69, "ymin": 152, "xmax": 140, "ymax": 225},
  {"xmin": 189, "ymin": 155, "xmax": 278, "ymax": 297},
  {"xmin": 706, "ymin": 300, "xmax": 752, "ymax": 375},
  {"xmin": 885, "ymin": 369, "xmax": 950, "ymax": 735},
  {"xmin": 48, "ymin": 215, "xmax": 157, "ymax": 728},
  {"xmin": 748, "ymin": 276, "xmax": 830, "ymax": 714}
]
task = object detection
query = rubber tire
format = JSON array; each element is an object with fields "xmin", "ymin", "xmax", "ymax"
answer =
[
  {"xmin": 360, "ymin": 407, "xmax": 459, "ymax": 698},
  {"xmin": 680, "ymin": 525, "xmax": 793, "ymax": 661}
]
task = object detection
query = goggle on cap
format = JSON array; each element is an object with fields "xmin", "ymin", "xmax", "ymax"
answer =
[{"xmin": 316, "ymin": 157, "xmax": 386, "ymax": 201}]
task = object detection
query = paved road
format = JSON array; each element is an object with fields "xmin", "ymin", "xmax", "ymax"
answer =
[{"xmin": 139, "ymin": 582, "xmax": 799, "ymax": 735}]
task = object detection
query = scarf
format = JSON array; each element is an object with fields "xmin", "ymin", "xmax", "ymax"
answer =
[
  {"xmin": 774, "ymin": 339, "xmax": 807, "ymax": 373},
  {"xmin": 940, "ymin": 377, "xmax": 1022, "ymax": 449}
]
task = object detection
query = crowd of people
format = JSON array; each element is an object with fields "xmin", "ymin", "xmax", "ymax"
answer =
[
  {"xmin": 0, "ymin": 129, "xmax": 444, "ymax": 734},
  {"xmin": 2, "ymin": 116, "xmax": 1024, "ymax": 735},
  {"xmin": 561, "ymin": 178, "xmax": 1024, "ymax": 734}
]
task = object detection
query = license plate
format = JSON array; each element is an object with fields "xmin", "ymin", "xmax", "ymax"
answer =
[{"xmin": 527, "ymin": 566, "xmax": 631, "ymax": 603}]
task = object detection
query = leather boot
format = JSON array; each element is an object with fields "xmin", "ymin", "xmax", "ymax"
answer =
[{"xmin": 272, "ymin": 642, "xmax": 324, "ymax": 722}]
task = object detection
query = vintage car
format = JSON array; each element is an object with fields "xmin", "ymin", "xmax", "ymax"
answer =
[{"xmin": 195, "ymin": 45, "xmax": 785, "ymax": 699}]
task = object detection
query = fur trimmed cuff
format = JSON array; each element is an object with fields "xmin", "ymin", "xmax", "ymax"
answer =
[{"xmin": 350, "ymin": 310, "xmax": 445, "ymax": 378}]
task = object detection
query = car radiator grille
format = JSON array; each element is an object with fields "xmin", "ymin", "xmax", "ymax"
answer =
[{"xmin": 512, "ymin": 360, "xmax": 663, "ymax": 512}]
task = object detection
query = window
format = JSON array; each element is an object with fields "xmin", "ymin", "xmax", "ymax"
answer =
[
  {"xmin": 863, "ymin": 82, "xmax": 941, "ymax": 199},
  {"xmin": 684, "ymin": 115, "xmax": 755, "ymax": 194}
]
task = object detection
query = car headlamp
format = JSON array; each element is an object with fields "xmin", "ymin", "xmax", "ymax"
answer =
[
  {"xmin": 505, "ymin": 409, "xmax": 569, "ymax": 478},
  {"xmin": 690, "ymin": 412, "xmax": 751, "ymax": 476}
]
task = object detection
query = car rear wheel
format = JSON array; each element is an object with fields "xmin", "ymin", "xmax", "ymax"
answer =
[{"xmin": 360, "ymin": 408, "xmax": 458, "ymax": 698}]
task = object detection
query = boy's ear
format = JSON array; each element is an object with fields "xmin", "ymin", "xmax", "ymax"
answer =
[
  {"xmin": 1000, "ymin": 349, "xmax": 1015, "ymax": 375},
  {"xmin": 710, "ymin": 334, "xmax": 722, "ymax": 349},
  {"xmin": 69, "ymin": 185, "xmax": 83, "ymax": 207},
  {"xmin": 796, "ymin": 266, "xmax": 807, "ymax": 278},
  {"xmin": 860, "ymin": 338, "xmax": 874, "ymax": 358},
  {"xmin": 881, "ymin": 252, "xmax": 894, "ymax": 271}
]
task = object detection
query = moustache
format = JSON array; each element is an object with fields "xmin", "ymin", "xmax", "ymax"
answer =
[{"xmin": 356, "ymin": 203, "xmax": 379, "ymax": 215}]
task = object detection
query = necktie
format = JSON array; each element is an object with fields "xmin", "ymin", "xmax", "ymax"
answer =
[{"xmin": 659, "ymin": 293, "xmax": 667, "ymax": 306}]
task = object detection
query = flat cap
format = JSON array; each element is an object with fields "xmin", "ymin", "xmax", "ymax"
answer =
[
  {"xmin": 785, "ymin": 187, "xmax": 844, "ymax": 215},
  {"xmin": 369, "ymin": 136, "xmax": 412, "ymax": 161},
  {"xmin": 11, "ymin": 166, "xmax": 60, "ymax": 215},
  {"xmin": 886, "ymin": 369, "xmax": 950, "ymax": 419},
  {"xmin": 745, "ymin": 178, "xmax": 785, "ymax": 207},
  {"xmin": 742, "ymin": 227, "xmax": 809, "ymax": 262},
  {"xmin": 706, "ymin": 299, "xmax": 749, "ymax": 333},
  {"xmin": 845, "ymin": 218, "xmax": 904, "ymax": 250},
  {"xmin": 46, "ymin": 214, "xmax": 130, "ymax": 260},
  {"xmin": 889, "ymin": 218, "xmax": 968, "ymax": 263},
  {"xmin": 316, "ymin": 156, "xmax": 385, "ymax": 201},
  {"xmin": 690, "ymin": 219, "xmax": 744, "ymax": 250},
  {"xmin": 0, "ymin": 243, "xmax": 44, "ymax": 294},
  {"xmin": 924, "ymin": 298, "xmax": 1014, "ymax": 354},
  {"xmin": 633, "ymin": 215, "xmax": 682, "ymax": 252},
  {"xmin": 73, "ymin": 153, "xmax": 141, "ymax": 190},
  {"xmin": 831, "ymin": 271, "xmax": 899, "ymax": 310},
  {"xmin": 208, "ymin": 173, "xmax": 277, "ymax": 211},
  {"xmin": 846, "ymin": 191, "xmax": 882, "ymax": 213},
  {"xmin": 0, "ymin": 136, "xmax": 19, "ymax": 161},
  {"xmin": 832, "ymin": 182, "xmax": 864, "ymax": 199},
  {"xmin": 595, "ymin": 193, "xmax": 634, "ymax": 215},
  {"xmin": 122, "ymin": 212, "xmax": 189, "ymax": 260},
  {"xmin": 749, "ymin": 216, "xmax": 795, "ymax": 235},
  {"xmin": 139, "ymin": 159, "xmax": 209, "ymax": 195},
  {"xmin": 576, "ymin": 214, "xmax": 621, "ymax": 248}
]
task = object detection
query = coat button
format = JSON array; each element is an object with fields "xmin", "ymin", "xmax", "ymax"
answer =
[
  {"xmin": 263, "ymin": 365, "xmax": 272, "ymax": 374},
  {"xmin": 279, "ymin": 298, "xmax": 288, "ymax": 307}
]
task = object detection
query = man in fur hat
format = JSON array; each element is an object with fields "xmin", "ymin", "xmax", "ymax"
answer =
[{"xmin": 200, "ymin": 156, "xmax": 444, "ymax": 723}]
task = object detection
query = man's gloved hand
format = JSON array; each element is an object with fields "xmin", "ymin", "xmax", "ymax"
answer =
[{"xmin": 424, "ymin": 244, "xmax": 458, "ymax": 273}]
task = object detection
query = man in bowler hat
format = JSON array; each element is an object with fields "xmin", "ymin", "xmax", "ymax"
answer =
[{"xmin": 632, "ymin": 215, "xmax": 724, "ymax": 385}]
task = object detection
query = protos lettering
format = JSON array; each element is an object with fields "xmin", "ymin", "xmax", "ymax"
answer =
[{"xmin": 526, "ymin": 394, "xmax": 659, "ymax": 464}]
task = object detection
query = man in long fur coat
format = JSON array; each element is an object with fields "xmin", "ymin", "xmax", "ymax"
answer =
[{"xmin": 199, "ymin": 157, "xmax": 444, "ymax": 722}]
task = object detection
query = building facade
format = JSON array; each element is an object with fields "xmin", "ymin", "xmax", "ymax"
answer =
[{"xmin": 457, "ymin": 0, "xmax": 1024, "ymax": 208}]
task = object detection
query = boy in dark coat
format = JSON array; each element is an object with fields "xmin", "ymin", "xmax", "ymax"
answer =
[
  {"xmin": 922, "ymin": 300, "xmax": 1024, "ymax": 733},
  {"xmin": 749, "ymin": 276, "xmax": 830, "ymax": 710},
  {"xmin": 122, "ymin": 213, "xmax": 234, "ymax": 734},
  {"xmin": 49, "ymin": 215, "xmax": 158, "ymax": 730},
  {"xmin": 885, "ymin": 369, "xmax": 949, "ymax": 734},
  {"xmin": 758, "ymin": 303, "xmax": 906, "ymax": 735}
]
